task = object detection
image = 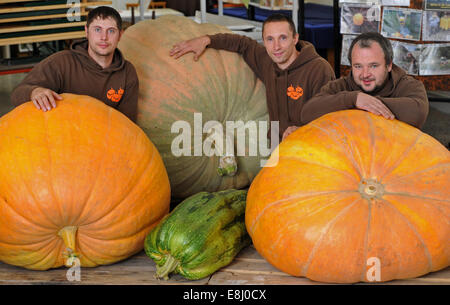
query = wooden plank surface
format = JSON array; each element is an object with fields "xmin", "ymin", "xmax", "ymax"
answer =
[
  {"xmin": 0, "ymin": 12, "xmax": 88, "ymax": 24},
  {"xmin": 0, "ymin": 1, "xmax": 111, "ymax": 14},
  {"xmin": 0, "ymin": 0, "xmax": 41, "ymax": 3},
  {"xmin": 0, "ymin": 245, "xmax": 448, "ymax": 285},
  {"xmin": 0, "ymin": 21, "xmax": 86, "ymax": 34},
  {"xmin": 0, "ymin": 30, "xmax": 85, "ymax": 46}
]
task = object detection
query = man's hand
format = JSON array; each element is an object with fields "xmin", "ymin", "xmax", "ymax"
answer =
[
  {"xmin": 282, "ymin": 126, "xmax": 299, "ymax": 141},
  {"xmin": 355, "ymin": 92, "xmax": 395, "ymax": 120},
  {"xmin": 169, "ymin": 36, "xmax": 211, "ymax": 61},
  {"xmin": 30, "ymin": 87, "xmax": 62, "ymax": 111}
]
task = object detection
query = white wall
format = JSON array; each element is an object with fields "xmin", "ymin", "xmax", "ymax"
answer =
[{"xmin": 108, "ymin": 0, "xmax": 152, "ymax": 11}]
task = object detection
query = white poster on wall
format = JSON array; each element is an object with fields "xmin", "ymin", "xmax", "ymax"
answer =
[
  {"xmin": 419, "ymin": 43, "xmax": 450, "ymax": 75},
  {"xmin": 339, "ymin": 0, "xmax": 381, "ymax": 4},
  {"xmin": 340, "ymin": 4, "xmax": 381, "ymax": 34},
  {"xmin": 391, "ymin": 40, "xmax": 421, "ymax": 75},
  {"xmin": 381, "ymin": 0, "xmax": 410, "ymax": 6},
  {"xmin": 381, "ymin": 7, "xmax": 423, "ymax": 41},
  {"xmin": 422, "ymin": 11, "xmax": 450, "ymax": 41},
  {"xmin": 424, "ymin": 0, "xmax": 450, "ymax": 11},
  {"xmin": 341, "ymin": 35, "xmax": 358, "ymax": 66}
]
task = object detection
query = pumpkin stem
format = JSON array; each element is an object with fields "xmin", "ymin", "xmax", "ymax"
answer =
[
  {"xmin": 203, "ymin": 121, "xmax": 238, "ymax": 177},
  {"xmin": 358, "ymin": 179, "xmax": 385, "ymax": 201},
  {"xmin": 58, "ymin": 226, "xmax": 80, "ymax": 267},
  {"xmin": 217, "ymin": 155, "xmax": 238, "ymax": 177},
  {"xmin": 155, "ymin": 254, "xmax": 180, "ymax": 280}
]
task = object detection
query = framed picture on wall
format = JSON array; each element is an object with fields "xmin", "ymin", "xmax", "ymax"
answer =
[
  {"xmin": 422, "ymin": 11, "xmax": 450, "ymax": 41},
  {"xmin": 340, "ymin": 4, "xmax": 381, "ymax": 34},
  {"xmin": 424, "ymin": 0, "xmax": 450, "ymax": 10},
  {"xmin": 341, "ymin": 35, "xmax": 358, "ymax": 66},
  {"xmin": 391, "ymin": 40, "xmax": 421, "ymax": 75},
  {"xmin": 382, "ymin": 0, "xmax": 410, "ymax": 6},
  {"xmin": 381, "ymin": 7, "xmax": 423, "ymax": 41},
  {"xmin": 339, "ymin": 0, "xmax": 381, "ymax": 3},
  {"xmin": 419, "ymin": 43, "xmax": 450, "ymax": 75}
]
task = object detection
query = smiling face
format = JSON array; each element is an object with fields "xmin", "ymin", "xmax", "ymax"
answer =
[
  {"xmin": 85, "ymin": 16, "xmax": 122, "ymax": 60},
  {"xmin": 262, "ymin": 21, "xmax": 299, "ymax": 70},
  {"xmin": 351, "ymin": 41, "xmax": 392, "ymax": 93}
]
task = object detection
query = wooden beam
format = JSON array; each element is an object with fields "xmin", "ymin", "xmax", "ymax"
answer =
[
  {"xmin": 0, "ymin": 0, "xmax": 41, "ymax": 3},
  {"xmin": 0, "ymin": 12, "xmax": 88, "ymax": 24},
  {"xmin": 0, "ymin": 30, "xmax": 86, "ymax": 46},
  {"xmin": 0, "ymin": 21, "xmax": 86, "ymax": 34},
  {"xmin": 0, "ymin": 1, "xmax": 111, "ymax": 14}
]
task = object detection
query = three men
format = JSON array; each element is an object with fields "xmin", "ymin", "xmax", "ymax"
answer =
[{"xmin": 11, "ymin": 10, "xmax": 429, "ymax": 134}]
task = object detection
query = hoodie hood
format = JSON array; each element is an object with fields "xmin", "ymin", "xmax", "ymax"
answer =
[
  {"xmin": 70, "ymin": 39, "xmax": 126, "ymax": 73},
  {"xmin": 388, "ymin": 64, "xmax": 408, "ymax": 86}
]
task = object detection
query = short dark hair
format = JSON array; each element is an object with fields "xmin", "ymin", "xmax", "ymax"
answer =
[
  {"xmin": 348, "ymin": 32, "xmax": 393, "ymax": 66},
  {"xmin": 87, "ymin": 6, "xmax": 122, "ymax": 31},
  {"xmin": 262, "ymin": 13, "xmax": 297, "ymax": 37}
]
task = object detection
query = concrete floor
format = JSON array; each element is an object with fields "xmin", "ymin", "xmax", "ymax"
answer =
[{"xmin": 0, "ymin": 73, "xmax": 449, "ymax": 148}]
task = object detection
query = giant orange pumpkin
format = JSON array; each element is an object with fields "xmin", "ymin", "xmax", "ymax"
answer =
[
  {"xmin": 0, "ymin": 94, "xmax": 170, "ymax": 270},
  {"xmin": 246, "ymin": 110, "xmax": 449, "ymax": 283}
]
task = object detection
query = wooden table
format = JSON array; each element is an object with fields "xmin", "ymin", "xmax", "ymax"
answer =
[{"xmin": 0, "ymin": 245, "xmax": 448, "ymax": 285}]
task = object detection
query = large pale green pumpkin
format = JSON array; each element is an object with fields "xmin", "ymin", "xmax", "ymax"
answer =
[{"xmin": 119, "ymin": 15, "xmax": 269, "ymax": 198}]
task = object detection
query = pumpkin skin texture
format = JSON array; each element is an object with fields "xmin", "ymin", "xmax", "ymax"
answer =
[
  {"xmin": 246, "ymin": 110, "xmax": 450, "ymax": 283},
  {"xmin": 118, "ymin": 15, "xmax": 268, "ymax": 199},
  {"xmin": 0, "ymin": 94, "xmax": 170, "ymax": 270}
]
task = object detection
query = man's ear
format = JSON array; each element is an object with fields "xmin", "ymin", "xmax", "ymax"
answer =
[
  {"xmin": 294, "ymin": 33, "xmax": 299, "ymax": 44},
  {"xmin": 85, "ymin": 25, "xmax": 88, "ymax": 38},
  {"xmin": 387, "ymin": 61, "xmax": 393, "ymax": 72}
]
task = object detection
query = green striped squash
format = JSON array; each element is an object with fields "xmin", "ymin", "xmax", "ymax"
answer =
[{"xmin": 144, "ymin": 189, "xmax": 250, "ymax": 280}]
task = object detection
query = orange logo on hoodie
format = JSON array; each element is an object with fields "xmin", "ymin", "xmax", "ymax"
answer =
[
  {"xmin": 107, "ymin": 88, "xmax": 124, "ymax": 103},
  {"xmin": 287, "ymin": 85, "xmax": 303, "ymax": 100}
]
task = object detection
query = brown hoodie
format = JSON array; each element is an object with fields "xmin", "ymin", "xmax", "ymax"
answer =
[
  {"xmin": 301, "ymin": 65, "xmax": 429, "ymax": 129},
  {"xmin": 208, "ymin": 33, "xmax": 336, "ymax": 140},
  {"xmin": 10, "ymin": 39, "xmax": 139, "ymax": 122}
]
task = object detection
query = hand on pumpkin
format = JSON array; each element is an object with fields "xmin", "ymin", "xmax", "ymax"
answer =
[
  {"xmin": 30, "ymin": 87, "xmax": 62, "ymax": 112},
  {"xmin": 282, "ymin": 126, "xmax": 299, "ymax": 141},
  {"xmin": 169, "ymin": 36, "xmax": 211, "ymax": 61},
  {"xmin": 355, "ymin": 92, "xmax": 395, "ymax": 120}
]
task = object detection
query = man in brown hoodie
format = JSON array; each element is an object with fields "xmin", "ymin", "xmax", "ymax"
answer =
[
  {"xmin": 10, "ymin": 6, "xmax": 139, "ymax": 122},
  {"xmin": 301, "ymin": 32, "xmax": 428, "ymax": 129},
  {"xmin": 170, "ymin": 14, "xmax": 336, "ymax": 141}
]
